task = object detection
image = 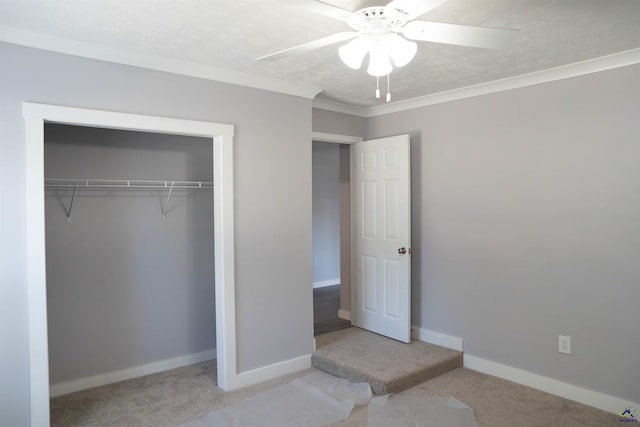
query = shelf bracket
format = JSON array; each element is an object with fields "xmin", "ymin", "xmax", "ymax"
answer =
[
  {"xmin": 63, "ymin": 182, "xmax": 78, "ymax": 224},
  {"xmin": 160, "ymin": 181, "xmax": 175, "ymax": 220}
]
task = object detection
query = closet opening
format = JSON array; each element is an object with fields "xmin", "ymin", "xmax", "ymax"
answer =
[
  {"xmin": 44, "ymin": 124, "xmax": 216, "ymax": 397},
  {"xmin": 24, "ymin": 103, "xmax": 236, "ymax": 426}
]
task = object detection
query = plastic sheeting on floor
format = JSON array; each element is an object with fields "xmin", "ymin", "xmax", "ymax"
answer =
[
  {"xmin": 367, "ymin": 395, "xmax": 479, "ymax": 427},
  {"xmin": 179, "ymin": 371, "xmax": 372, "ymax": 427}
]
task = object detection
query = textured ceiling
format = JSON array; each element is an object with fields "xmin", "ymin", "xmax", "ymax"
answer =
[{"xmin": 1, "ymin": 0, "xmax": 639, "ymax": 108}]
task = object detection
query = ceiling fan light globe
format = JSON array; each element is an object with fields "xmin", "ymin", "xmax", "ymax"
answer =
[
  {"xmin": 387, "ymin": 34, "xmax": 417, "ymax": 67},
  {"xmin": 367, "ymin": 47, "xmax": 393, "ymax": 77},
  {"xmin": 338, "ymin": 36, "xmax": 370, "ymax": 69}
]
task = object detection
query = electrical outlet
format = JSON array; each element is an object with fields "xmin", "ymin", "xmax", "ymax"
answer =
[{"xmin": 558, "ymin": 335, "xmax": 571, "ymax": 354}]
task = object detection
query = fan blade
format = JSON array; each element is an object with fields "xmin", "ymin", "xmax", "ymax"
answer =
[
  {"xmin": 402, "ymin": 21, "xmax": 518, "ymax": 49},
  {"xmin": 295, "ymin": 0, "xmax": 357, "ymax": 22},
  {"xmin": 257, "ymin": 32, "xmax": 359, "ymax": 62},
  {"xmin": 386, "ymin": 0, "xmax": 448, "ymax": 20}
]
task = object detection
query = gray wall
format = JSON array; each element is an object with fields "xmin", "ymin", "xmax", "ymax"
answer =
[
  {"xmin": 312, "ymin": 108, "xmax": 366, "ymax": 137},
  {"xmin": 44, "ymin": 124, "xmax": 215, "ymax": 384},
  {"xmin": 0, "ymin": 41, "xmax": 313, "ymax": 426},
  {"xmin": 366, "ymin": 64, "xmax": 640, "ymax": 403},
  {"xmin": 312, "ymin": 141, "xmax": 341, "ymax": 285}
]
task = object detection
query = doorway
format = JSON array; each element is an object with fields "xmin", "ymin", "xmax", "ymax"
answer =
[
  {"xmin": 311, "ymin": 132, "xmax": 412, "ymax": 344},
  {"xmin": 311, "ymin": 132, "xmax": 362, "ymax": 336},
  {"xmin": 24, "ymin": 103, "xmax": 236, "ymax": 426}
]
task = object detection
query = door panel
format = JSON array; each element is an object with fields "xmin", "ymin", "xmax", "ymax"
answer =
[
  {"xmin": 384, "ymin": 258, "xmax": 400, "ymax": 318},
  {"xmin": 352, "ymin": 135, "xmax": 411, "ymax": 343},
  {"xmin": 362, "ymin": 181, "xmax": 377, "ymax": 238},
  {"xmin": 384, "ymin": 180, "xmax": 400, "ymax": 239},
  {"xmin": 363, "ymin": 255, "xmax": 377, "ymax": 311}
]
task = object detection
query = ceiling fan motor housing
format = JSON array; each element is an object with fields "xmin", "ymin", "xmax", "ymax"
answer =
[{"xmin": 346, "ymin": 6, "xmax": 409, "ymax": 35}]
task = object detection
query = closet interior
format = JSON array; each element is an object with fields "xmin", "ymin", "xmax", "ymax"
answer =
[{"xmin": 44, "ymin": 123, "xmax": 216, "ymax": 395}]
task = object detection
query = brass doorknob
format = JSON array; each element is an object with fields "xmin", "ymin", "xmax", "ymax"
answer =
[{"xmin": 398, "ymin": 247, "xmax": 407, "ymax": 255}]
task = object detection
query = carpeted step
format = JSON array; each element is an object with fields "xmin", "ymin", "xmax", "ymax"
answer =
[{"xmin": 312, "ymin": 327, "xmax": 463, "ymax": 395}]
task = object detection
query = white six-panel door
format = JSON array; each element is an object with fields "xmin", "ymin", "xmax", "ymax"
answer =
[{"xmin": 352, "ymin": 135, "xmax": 411, "ymax": 343}]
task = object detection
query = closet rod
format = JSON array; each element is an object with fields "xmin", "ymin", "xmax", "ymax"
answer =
[{"xmin": 44, "ymin": 179, "xmax": 213, "ymax": 189}]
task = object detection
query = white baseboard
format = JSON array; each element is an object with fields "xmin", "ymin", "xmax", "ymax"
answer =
[
  {"xmin": 338, "ymin": 309, "xmax": 351, "ymax": 321},
  {"xmin": 313, "ymin": 279, "xmax": 340, "ymax": 289},
  {"xmin": 231, "ymin": 354, "xmax": 312, "ymax": 389},
  {"xmin": 464, "ymin": 354, "xmax": 636, "ymax": 415},
  {"xmin": 408, "ymin": 328, "xmax": 634, "ymax": 415},
  {"xmin": 411, "ymin": 326, "xmax": 463, "ymax": 352},
  {"xmin": 50, "ymin": 349, "xmax": 216, "ymax": 397}
]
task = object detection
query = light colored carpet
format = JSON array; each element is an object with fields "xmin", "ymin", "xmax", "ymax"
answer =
[
  {"xmin": 50, "ymin": 362, "xmax": 314, "ymax": 427},
  {"xmin": 51, "ymin": 362, "xmax": 620, "ymax": 426},
  {"xmin": 312, "ymin": 327, "xmax": 463, "ymax": 394}
]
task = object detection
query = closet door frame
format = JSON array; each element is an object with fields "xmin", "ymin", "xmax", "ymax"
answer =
[{"xmin": 23, "ymin": 102, "xmax": 236, "ymax": 427}]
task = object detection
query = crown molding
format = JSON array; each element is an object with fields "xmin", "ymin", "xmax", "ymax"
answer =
[
  {"xmin": 0, "ymin": 25, "xmax": 322, "ymax": 100},
  {"xmin": 312, "ymin": 98, "xmax": 368, "ymax": 117},
  {"xmin": 365, "ymin": 48, "xmax": 640, "ymax": 117},
  {"xmin": 312, "ymin": 49, "xmax": 640, "ymax": 118}
]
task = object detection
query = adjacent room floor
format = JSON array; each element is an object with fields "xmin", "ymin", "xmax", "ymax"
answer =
[{"xmin": 313, "ymin": 284, "xmax": 351, "ymax": 336}]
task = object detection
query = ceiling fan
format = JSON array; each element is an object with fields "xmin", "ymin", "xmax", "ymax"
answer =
[{"xmin": 258, "ymin": 0, "xmax": 518, "ymax": 101}]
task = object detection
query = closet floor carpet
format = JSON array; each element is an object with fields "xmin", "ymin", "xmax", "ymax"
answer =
[{"xmin": 50, "ymin": 361, "xmax": 619, "ymax": 426}]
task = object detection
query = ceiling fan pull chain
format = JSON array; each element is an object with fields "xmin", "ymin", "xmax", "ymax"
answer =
[
  {"xmin": 375, "ymin": 76, "xmax": 381, "ymax": 99},
  {"xmin": 386, "ymin": 74, "xmax": 391, "ymax": 103}
]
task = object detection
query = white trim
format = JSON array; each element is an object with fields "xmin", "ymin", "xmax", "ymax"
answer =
[
  {"xmin": 23, "ymin": 103, "xmax": 237, "ymax": 426},
  {"xmin": 230, "ymin": 354, "xmax": 312, "ymax": 389},
  {"xmin": 311, "ymin": 49, "xmax": 640, "ymax": 118},
  {"xmin": 50, "ymin": 350, "xmax": 216, "ymax": 397},
  {"xmin": 410, "ymin": 327, "xmax": 463, "ymax": 352},
  {"xmin": 464, "ymin": 355, "xmax": 637, "ymax": 415},
  {"xmin": 338, "ymin": 309, "xmax": 351, "ymax": 321},
  {"xmin": 1, "ymin": 26, "xmax": 321, "ymax": 100},
  {"xmin": 313, "ymin": 278, "xmax": 341, "ymax": 289},
  {"xmin": 312, "ymin": 131, "xmax": 363, "ymax": 145},
  {"xmin": 312, "ymin": 98, "xmax": 367, "ymax": 118},
  {"xmin": 25, "ymin": 115, "xmax": 49, "ymax": 427}
]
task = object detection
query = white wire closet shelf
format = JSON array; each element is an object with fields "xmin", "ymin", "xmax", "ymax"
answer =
[
  {"xmin": 45, "ymin": 178, "xmax": 214, "ymax": 222},
  {"xmin": 44, "ymin": 178, "xmax": 213, "ymax": 189}
]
